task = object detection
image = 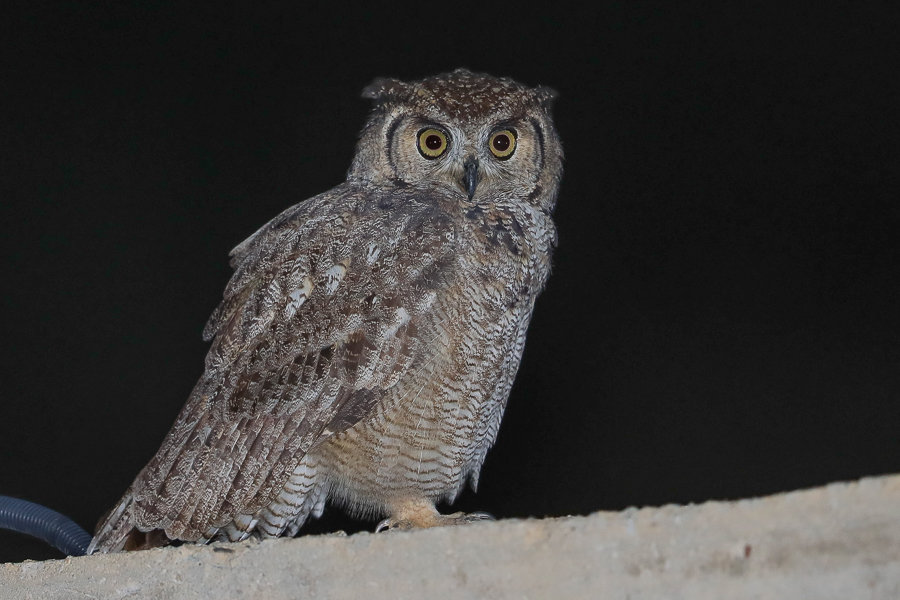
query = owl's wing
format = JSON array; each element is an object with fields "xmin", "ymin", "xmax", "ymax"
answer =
[{"xmin": 91, "ymin": 185, "xmax": 457, "ymax": 550}]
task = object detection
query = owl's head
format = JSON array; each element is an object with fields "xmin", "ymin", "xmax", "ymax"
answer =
[{"xmin": 348, "ymin": 69, "xmax": 563, "ymax": 213}]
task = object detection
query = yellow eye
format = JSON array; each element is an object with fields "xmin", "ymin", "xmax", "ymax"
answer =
[
  {"xmin": 488, "ymin": 129, "xmax": 517, "ymax": 159},
  {"xmin": 417, "ymin": 128, "xmax": 449, "ymax": 159}
]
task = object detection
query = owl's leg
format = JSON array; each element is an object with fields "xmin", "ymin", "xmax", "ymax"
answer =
[{"xmin": 375, "ymin": 497, "xmax": 494, "ymax": 532}]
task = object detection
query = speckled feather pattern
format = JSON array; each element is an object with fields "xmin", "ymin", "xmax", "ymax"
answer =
[{"xmin": 89, "ymin": 69, "xmax": 562, "ymax": 552}]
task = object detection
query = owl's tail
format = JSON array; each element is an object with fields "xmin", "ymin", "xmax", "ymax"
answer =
[
  {"xmin": 87, "ymin": 489, "xmax": 170, "ymax": 553},
  {"xmin": 86, "ymin": 489, "xmax": 134, "ymax": 553}
]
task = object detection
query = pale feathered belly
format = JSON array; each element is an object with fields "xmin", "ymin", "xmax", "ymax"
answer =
[
  {"xmin": 313, "ymin": 284, "xmax": 532, "ymax": 518},
  {"xmin": 314, "ymin": 351, "xmax": 499, "ymax": 516}
]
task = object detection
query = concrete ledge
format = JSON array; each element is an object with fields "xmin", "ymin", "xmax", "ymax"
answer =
[{"xmin": 2, "ymin": 475, "xmax": 899, "ymax": 599}]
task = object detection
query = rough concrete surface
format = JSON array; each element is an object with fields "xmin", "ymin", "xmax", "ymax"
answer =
[{"xmin": 2, "ymin": 475, "xmax": 898, "ymax": 599}]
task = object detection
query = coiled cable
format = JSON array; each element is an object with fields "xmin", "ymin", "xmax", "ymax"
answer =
[{"xmin": 0, "ymin": 495, "xmax": 91, "ymax": 556}]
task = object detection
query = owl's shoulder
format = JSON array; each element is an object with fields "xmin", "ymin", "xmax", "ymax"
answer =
[
  {"xmin": 202, "ymin": 182, "xmax": 461, "ymax": 343},
  {"xmin": 230, "ymin": 182, "xmax": 460, "ymax": 266}
]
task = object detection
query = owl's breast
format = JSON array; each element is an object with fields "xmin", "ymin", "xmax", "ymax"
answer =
[
  {"xmin": 459, "ymin": 201, "xmax": 555, "ymax": 299},
  {"xmin": 313, "ymin": 200, "xmax": 553, "ymax": 517}
]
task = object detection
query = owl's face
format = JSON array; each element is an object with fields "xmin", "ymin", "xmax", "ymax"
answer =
[
  {"xmin": 384, "ymin": 112, "xmax": 545, "ymax": 203},
  {"xmin": 348, "ymin": 69, "xmax": 563, "ymax": 212}
]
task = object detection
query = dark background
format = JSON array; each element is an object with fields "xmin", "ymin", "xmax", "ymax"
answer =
[{"xmin": 1, "ymin": 3, "xmax": 897, "ymax": 563}]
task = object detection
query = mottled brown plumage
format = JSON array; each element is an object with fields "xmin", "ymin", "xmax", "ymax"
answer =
[{"xmin": 88, "ymin": 69, "xmax": 563, "ymax": 553}]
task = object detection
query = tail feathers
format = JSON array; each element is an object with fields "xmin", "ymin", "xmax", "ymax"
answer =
[
  {"xmin": 88, "ymin": 458, "xmax": 329, "ymax": 552},
  {"xmin": 87, "ymin": 490, "xmax": 171, "ymax": 554}
]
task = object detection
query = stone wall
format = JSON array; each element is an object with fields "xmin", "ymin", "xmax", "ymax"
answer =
[{"xmin": 2, "ymin": 475, "xmax": 898, "ymax": 599}]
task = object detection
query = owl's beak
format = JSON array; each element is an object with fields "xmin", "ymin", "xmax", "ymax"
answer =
[{"xmin": 462, "ymin": 158, "xmax": 479, "ymax": 199}]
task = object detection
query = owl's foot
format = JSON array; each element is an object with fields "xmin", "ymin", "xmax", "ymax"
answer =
[
  {"xmin": 375, "ymin": 512, "xmax": 495, "ymax": 532},
  {"xmin": 375, "ymin": 498, "xmax": 495, "ymax": 532},
  {"xmin": 443, "ymin": 511, "xmax": 496, "ymax": 525},
  {"xmin": 375, "ymin": 511, "xmax": 495, "ymax": 532}
]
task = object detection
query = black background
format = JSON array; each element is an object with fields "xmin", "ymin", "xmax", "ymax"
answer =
[{"xmin": 2, "ymin": 3, "xmax": 897, "ymax": 563}]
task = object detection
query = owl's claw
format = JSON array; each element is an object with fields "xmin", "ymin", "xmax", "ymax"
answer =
[
  {"xmin": 375, "ymin": 517, "xmax": 422, "ymax": 532},
  {"xmin": 375, "ymin": 510, "xmax": 495, "ymax": 532},
  {"xmin": 455, "ymin": 510, "xmax": 495, "ymax": 523},
  {"xmin": 375, "ymin": 517, "xmax": 397, "ymax": 533}
]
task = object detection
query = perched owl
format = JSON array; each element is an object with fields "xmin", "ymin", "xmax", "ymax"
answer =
[{"xmin": 88, "ymin": 68, "xmax": 563, "ymax": 553}]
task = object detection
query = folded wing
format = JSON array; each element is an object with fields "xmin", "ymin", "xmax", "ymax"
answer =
[{"xmin": 90, "ymin": 185, "xmax": 457, "ymax": 551}]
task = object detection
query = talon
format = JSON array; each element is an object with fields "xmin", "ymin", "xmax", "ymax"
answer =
[
  {"xmin": 467, "ymin": 511, "xmax": 495, "ymax": 522},
  {"xmin": 375, "ymin": 518, "xmax": 392, "ymax": 533}
]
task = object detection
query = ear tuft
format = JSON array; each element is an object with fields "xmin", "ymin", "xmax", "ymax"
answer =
[
  {"xmin": 361, "ymin": 77, "xmax": 409, "ymax": 103},
  {"xmin": 533, "ymin": 86, "xmax": 559, "ymax": 109}
]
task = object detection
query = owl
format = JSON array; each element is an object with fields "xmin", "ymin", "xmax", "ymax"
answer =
[{"xmin": 88, "ymin": 68, "xmax": 563, "ymax": 553}]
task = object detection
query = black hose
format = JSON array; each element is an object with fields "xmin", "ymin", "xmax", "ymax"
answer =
[{"xmin": 0, "ymin": 495, "xmax": 92, "ymax": 557}]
